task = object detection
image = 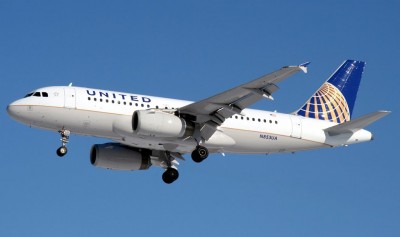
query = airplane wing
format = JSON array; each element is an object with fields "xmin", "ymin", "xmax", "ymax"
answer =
[{"xmin": 178, "ymin": 62, "xmax": 309, "ymax": 140}]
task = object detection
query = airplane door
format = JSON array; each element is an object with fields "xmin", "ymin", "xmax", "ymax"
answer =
[
  {"xmin": 64, "ymin": 87, "xmax": 76, "ymax": 109},
  {"xmin": 290, "ymin": 116, "xmax": 302, "ymax": 138}
]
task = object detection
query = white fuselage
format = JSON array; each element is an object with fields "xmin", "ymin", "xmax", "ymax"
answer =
[{"xmin": 7, "ymin": 86, "xmax": 373, "ymax": 155}]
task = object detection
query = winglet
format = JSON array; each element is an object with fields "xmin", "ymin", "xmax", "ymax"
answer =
[{"xmin": 299, "ymin": 62, "xmax": 310, "ymax": 73}]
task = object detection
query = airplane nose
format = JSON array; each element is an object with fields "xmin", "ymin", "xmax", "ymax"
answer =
[
  {"xmin": 6, "ymin": 104, "xmax": 17, "ymax": 118},
  {"xmin": 7, "ymin": 104, "xmax": 15, "ymax": 117},
  {"xmin": 6, "ymin": 101, "xmax": 32, "ymax": 125},
  {"xmin": 6, "ymin": 101, "xmax": 24, "ymax": 120}
]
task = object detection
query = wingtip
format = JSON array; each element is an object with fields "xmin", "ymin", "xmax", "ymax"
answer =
[
  {"xmin": 378, "ymin": 110, "xmax": 391, "ymax": 115},
  {"xmin": 299, "ymin": 62, "xmax": 310, "ymax": 73}
]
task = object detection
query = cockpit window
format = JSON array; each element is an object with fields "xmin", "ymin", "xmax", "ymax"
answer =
[
  {"xmin": 24, "ymin": 93, "xmax": 34, "ymax": 98},
  {"xmin": 23, "ymin": 91, "xmax": 49, "ymax": 98}
]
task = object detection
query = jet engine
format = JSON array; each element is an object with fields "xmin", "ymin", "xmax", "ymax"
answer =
[
  {"xmin": 132, "ymin": 110, "xmax": 193, "ymax": 137},
  {"xmin": 90, "ymin": 143, "xmax": 151, "ymax": 170}
]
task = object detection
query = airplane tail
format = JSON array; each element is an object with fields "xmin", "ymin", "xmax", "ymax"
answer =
[{"xmin": 295, "ymin": 60, "xmax": 365, "ymax": 123}]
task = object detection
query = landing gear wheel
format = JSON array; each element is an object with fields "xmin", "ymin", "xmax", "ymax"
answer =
[
  {"xmin": 162, "ymin": 168, "xmax": 179, "ymax": 184},
  {"xmin": 57, "ymin": 128, "xmax": 70, "ymax": 157},
  {"xmin": 56, "ymin": 146, "xmax": 68, "ymax": 157},
  {"xmin": 191, "ymin": 145, "xmax": 209, "ymax": 163}
]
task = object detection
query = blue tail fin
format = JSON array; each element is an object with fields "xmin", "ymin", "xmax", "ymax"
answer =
[{"xmin": 296, "ymin": 60, "xmax": 365, "ymax": 123}]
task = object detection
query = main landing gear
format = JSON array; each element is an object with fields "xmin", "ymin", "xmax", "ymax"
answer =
[
  {"xmin": 191, "ymin": 145, "xmax": 209, "ymax": 163},
  {"xmin": 162, "ymin": 168, "xmax": 179, "ymax": 184},
  {"xmin": 161, "ymin": 145, "xmax": 208, "ymax": 184},
  {"xmin": 161, "ymin": 151, "xmax": 179, "ymax": 184},
  {"xmin": 56, "ymin": 129, "xmax": 70, "ymax": 157}
]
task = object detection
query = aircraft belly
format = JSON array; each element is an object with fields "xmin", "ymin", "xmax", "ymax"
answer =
[{"xmin": 117, "ymin": 136, "xmax": 195, "ymax": 154}]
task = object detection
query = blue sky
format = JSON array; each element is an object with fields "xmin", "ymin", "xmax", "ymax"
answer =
[{"xmin": 1, "ymin": 1, "xmax": 399, "ymax": 236}]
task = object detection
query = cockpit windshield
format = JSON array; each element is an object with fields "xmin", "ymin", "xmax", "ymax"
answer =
[{"xmin": 24, "ymin": 91, "xmax": 49, "ymax": 98}]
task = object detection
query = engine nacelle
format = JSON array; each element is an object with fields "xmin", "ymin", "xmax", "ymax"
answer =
[
  {"xmin": 90, "ymin": 143, "xmax": 151, "ymax": 170},
  {"xmin": 132, "ymin": 110, "xmax": 193, "ymax": 137}
]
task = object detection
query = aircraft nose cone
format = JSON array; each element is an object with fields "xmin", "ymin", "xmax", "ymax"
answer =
[
  {"xmin": 6, "ymin": 101, "xmax": 32, "ymax": 125},
  {"xmin": 6, "ymin": 101, "xmax": 24, "ymax": 120},
  {"xmin": 6, "ymin": 104, "xmax": 17, "ymax": 118}
]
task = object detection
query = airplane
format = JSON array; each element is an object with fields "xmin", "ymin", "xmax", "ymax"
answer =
[{"xmin": 6, "ymin": 60, "xmax": 390, "ymax": 184}]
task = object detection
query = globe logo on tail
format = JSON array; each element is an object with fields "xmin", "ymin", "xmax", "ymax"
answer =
[{"xmin": 298, "ymin": 82, "xmax": 350, "ymax": 123}]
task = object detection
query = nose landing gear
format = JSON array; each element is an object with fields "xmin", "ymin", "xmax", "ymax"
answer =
[{"xmin": 56, "ymin": 129, "xmax": 70, "ymax": 157}]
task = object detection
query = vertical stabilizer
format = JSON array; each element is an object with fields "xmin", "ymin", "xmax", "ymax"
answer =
[{"xmin": 296, "ymin": 60, "xmax": 365, "ymax": 123}]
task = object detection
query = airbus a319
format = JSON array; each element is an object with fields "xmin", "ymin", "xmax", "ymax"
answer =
[{"xmin": 7, "ymin": 60, "xmax": 390, "ymax": 184}]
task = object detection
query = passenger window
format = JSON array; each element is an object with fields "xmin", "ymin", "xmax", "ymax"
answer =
[{"xmin": 42, "ymin": 92, "xmax": 48, "ymax": 97}]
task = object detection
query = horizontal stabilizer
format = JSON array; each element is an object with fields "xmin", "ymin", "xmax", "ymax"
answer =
[{"xmin": 325, "ymin": 111, "xmax": 390, "ymax": 136}]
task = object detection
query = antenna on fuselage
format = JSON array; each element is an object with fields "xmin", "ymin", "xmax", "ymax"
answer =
[{"xmin": 68, "ymin": 83, "xmax": 73, "ymax": 87}]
